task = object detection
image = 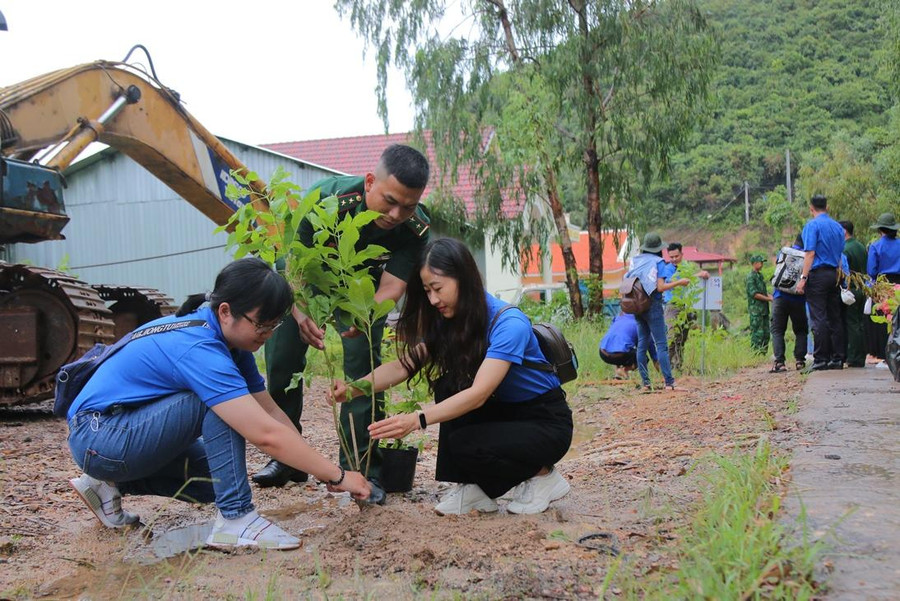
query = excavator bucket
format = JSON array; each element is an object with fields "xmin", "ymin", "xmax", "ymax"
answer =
[{"xmin": 0, "ymin": 157, "xmax": 69, "ymax": 243}]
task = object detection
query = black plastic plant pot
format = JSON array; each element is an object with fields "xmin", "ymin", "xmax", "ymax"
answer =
[{"xmin": 381, "ymin": 446, "xmax": 419, "ymax": 492}]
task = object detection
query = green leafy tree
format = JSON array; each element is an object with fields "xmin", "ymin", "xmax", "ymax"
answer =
[
  {"xmin": 336, "ymin": 0, "xmax": 719, "ymax": 316},
  {"xmin": 796, "ymin": 141, "xmax": 890, "ymax": 240},
  {"xmin": 218, "ymin": 168, "xmax": 394, "ymax": 478}
]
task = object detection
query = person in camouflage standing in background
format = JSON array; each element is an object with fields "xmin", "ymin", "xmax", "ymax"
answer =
[{"xmin": 746, "ymin": 253, "xmax": 773, "ymax": 354}]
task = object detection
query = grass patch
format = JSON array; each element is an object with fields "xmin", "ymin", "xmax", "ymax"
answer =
[
  {"xmin": 680, "ymin": 327, "xmax": 768, "ymax": 377},
  {"xmin": 614, "ymin": 441, "xmax": 826, "ymax": 600}
]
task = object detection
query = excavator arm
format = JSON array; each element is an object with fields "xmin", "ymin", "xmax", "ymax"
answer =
[
  {"xmin": 0, "ymin": 60, "xmax": 269, "ymax": 244},
  {"xmin": 0, "ymin": 59, "xmax": 273, "ymax": 406}
]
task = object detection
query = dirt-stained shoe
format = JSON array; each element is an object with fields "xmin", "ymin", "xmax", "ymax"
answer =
[
  {"xmin": 205, "ymin": 510, "xmax": 301, "ymax": 551},
  {"xmin": 506, "ymin": 468, "xmax": 570, "ymax": 515},
  {"xmin": 434, "ymin": 484, "xmax": 499, "ymax": 515},
  {"xmin": 70, "ymin": 473, "xmax": 140, "ymax": 528}
]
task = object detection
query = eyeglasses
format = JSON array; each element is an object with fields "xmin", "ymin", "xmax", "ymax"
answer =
[{"xmin": 240, "ymin": 313, "xmax": 285, "ymax": 335}]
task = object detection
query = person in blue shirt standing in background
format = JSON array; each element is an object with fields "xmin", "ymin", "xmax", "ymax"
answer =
[
  {"xmin": 662, "ymin": 243, "xmax": 710, "ymax": 371},
  {"xmin": 865, "ymin": 212, "xmax": 900, "ymax": 361},
  {"xmin": 624, "ymin": 233, "xmax": 690, "ymax": 390},
  {"xmin": 796, "ymin": 194, "xmax": 847, "ymax": 371}
]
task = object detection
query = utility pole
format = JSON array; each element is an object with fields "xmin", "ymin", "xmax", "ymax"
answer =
[
  {"xmin": 786, "ymin": 149, "xmax": 793, "ymax": 202},
  {"xmin": 744, "ymin": 181, "xmax": 750, "ymax": 224}
]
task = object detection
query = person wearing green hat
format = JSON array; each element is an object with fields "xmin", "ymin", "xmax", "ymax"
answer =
[
  {"xmin": 746, "ymin": 253, "xmax": 772, "ymax": 355},
  {"xmin": 865, "ymin": 212, "xmax": 900, "ymax": 360},
  {"xmin": 624, "ymin": 232, "xmax": 691, "ymax": 390}
]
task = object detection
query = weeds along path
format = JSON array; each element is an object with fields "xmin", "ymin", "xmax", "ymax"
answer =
[{"xmin": 0, "ymin": 368, "xmax": 806, "ymax": 599}]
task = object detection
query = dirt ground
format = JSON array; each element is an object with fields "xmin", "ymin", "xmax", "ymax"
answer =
[{"xmin": 0, "ymin": 365, "xmax": 807, "ymax": 600}]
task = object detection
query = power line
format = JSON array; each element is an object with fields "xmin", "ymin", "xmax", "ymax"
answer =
[{"xmin": 70, "ymin": 244, "xmax": 227, "ymax": 269}]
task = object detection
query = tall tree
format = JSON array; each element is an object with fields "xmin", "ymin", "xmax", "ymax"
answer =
[{"xmin": 338, "ymin": 0, "xmax": 718, "ymax": 315}]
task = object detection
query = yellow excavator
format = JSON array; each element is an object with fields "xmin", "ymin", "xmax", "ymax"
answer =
[{"xmin": 0, "ymin": 51, "xmax": 269, "ymax": 406}]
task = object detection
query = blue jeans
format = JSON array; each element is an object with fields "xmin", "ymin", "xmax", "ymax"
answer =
[
  {"xmin": 635, "ymin": 293, "xmax": 675, "ymax": 386},
  {"xmin": 67, "ymin": 391, "xmax": 254, "ymax": 519}
]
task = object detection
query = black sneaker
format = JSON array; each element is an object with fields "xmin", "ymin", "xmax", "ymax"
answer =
[
  {"xmin": 803, "ymin": 361, "xmax": 829, "ymax": 374},
  {"xmin": 827, "ymin": 361, "xmax": 843, "ymax": 370}
]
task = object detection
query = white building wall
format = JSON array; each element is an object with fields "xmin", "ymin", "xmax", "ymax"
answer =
[{"xmin": 9, "ymin": 140, "xmax": 336, "ymax": 306}]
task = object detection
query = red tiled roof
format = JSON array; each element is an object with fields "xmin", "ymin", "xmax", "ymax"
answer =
[
  {"xmin": 262, "ymin": 131, "xmax": 521, "ymax": 217},
  {"xmin": 523, "ymin": 231, "xmax": 629, "ymax": 276},
  {"xmin": 664, "ymin": 246, "xmax": 736, "ymax": 265}
]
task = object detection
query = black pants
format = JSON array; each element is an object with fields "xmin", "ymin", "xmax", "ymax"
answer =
[
  {"xmin": 434, "ymin": 381, "xmax": 573, "ymax": 499},
  {"xmin": 770, "ymin": 297, "xmax": 808, "ymax": 364},
  {"xmin": 265, "ymin": 309, "xmax": 386, "ymax": 478},
  {"xmin": 806, "ymin": 267, "xmax": 844, "ymax": 364},
  {"xmin": 599, "ymin": 348, "xmax": 637, "ymax": 367}
]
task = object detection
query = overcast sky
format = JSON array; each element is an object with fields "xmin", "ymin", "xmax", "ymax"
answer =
[{"xmin": 0, "ymin": 0, "xmax": 416, "ymax": 145}]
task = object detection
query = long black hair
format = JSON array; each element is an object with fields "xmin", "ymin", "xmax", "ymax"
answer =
[
  {"xmin": 177, "ymin": 256, "xmax": 293, "ymax": 321},
  {"xmin": 397, "ymin": 237, "xmax": 488, "ymax": 392}
]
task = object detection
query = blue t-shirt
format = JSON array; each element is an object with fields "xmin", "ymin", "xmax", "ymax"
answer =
[
  {"xmin": 68, "ymin": 306, "xmax": 266, "ymax": 419},
  {"xmin": 599, "ymin": 313, "xmax": 657, "ymax": 359},
  {"xmin": 867, "ymin": 236, "xmax": 900, "ymax": 278},
  {"xmin": 660, "ymin": 262, "xmax": 677, "ymax": 303},
  {"xmin": 801, "ymin": 213, "xmax": 845, "ymax": 269},
  {"xmin": 485, "ymin": 293, "xmax": 561, "ymax": 402}
]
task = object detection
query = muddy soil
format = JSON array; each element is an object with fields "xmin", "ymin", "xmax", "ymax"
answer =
[{"xmin": 0, "ymin": 366, "xmax": 806, "ymax": 600}]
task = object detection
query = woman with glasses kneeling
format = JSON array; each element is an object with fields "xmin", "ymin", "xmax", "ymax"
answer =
[
  {"xmin": 66, "ymin": 257, "xmax": 370, "ymax": 550},
  {"xmin": 332, "ymin": 238, "xmax": 573, "ymax": 515}
]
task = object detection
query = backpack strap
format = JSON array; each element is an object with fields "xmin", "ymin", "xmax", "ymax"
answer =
[
  {"xmin": 487, "ymin": 305, "xmax": 554, "ymax": 373},
  {"xmin": 83, "ymin": 319, "xmax": 207, "ymax": 373}
]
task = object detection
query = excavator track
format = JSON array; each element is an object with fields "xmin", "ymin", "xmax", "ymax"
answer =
[
  {"xmin": 92, "ymin": 285, "xmax": 177, "ymax": 341},
  {"xmin": 0, "ymin": 263, "xmax": 115, "ymax": 406}
]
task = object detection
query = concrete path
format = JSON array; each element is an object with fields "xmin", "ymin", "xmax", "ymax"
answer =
[{"xmin": 786, "ymin": 366, "xmax": 900, "ymax": 600}]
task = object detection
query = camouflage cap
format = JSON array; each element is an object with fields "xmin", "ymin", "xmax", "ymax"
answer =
[{"xmin": 749, "ymin": 253, "xmax": 768, "ymax": 263}]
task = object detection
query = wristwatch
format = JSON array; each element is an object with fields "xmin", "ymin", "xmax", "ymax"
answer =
[
  {"xmin": 416, "ymin": 410, "xmax": 427, "ymax": 430},
  {"xmin": 799, "ymin": 274, "xmax": 808, "ymax": 281}
]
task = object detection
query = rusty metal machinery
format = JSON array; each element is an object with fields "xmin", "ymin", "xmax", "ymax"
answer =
[
  {"xmin": 0, "ymin": 267, "xmax": 180, "ymax": 406},
  {"xmin": 92, "ymin": 285, "xmax": 177, "ymax": 341},
  {"xmin": 0, "ymin": 263, "xmax": 114, "ymax": 406}
]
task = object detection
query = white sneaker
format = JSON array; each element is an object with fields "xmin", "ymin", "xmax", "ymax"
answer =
[
  {"xmin": 438, "ymin": 483, "xmax": 463, "ymax": 504},
  {"xmin": 70, "ymin": 474, "xmax": 140, "ymax": 528},
  {"xmin": 434, "ymin": 484, "xmax": 499, "ymax": 515},
  {"xmin": 500, "ymin": 481, "xmax": 526, "ymax": 501},
  {"xmin": 506, "ymin": 468, "xmax": 570, "ymax": 514},
  {"xmin": 205, "ymin": 510, "xmax": 300, "ymax": 550}
]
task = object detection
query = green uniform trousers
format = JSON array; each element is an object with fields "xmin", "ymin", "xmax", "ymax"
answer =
[
  {"xmin": 845, "ymin": 289, "xmax": 867, "ymax": 367},
  {"xmin": 749, "ymin": 313, "xmax": 770, "ymax": 355},
  {"xmin": 265, "ymin": 310, "xmax": 386, "ymax": 480}
]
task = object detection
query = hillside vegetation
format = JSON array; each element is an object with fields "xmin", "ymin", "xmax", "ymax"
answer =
[{"xmin": 637, "ymin": 0, "xmax": 896, "ymax": 237}]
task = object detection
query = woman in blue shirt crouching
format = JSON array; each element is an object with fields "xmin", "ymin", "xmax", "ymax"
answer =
[
  {"xmin": 66, "ymin": 257, "xmax": 370, "ymax": 550},
  {"xmin": 332, "ymin": 238, "xmax": 573, "ymax": 516}
]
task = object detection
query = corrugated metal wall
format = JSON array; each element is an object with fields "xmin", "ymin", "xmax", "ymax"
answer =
[{"xmin": 8, "ymin": 140, "xmax": 338, "ymax": 306}]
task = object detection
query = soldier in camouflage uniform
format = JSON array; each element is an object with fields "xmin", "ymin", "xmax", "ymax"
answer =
[
  {"xmin": 252, "ymin": 145, "xmax": 431, "ymax": 499},
  {"xmin": 746, "ymin": 253, "xmax": 773, "ymax": 355}
]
